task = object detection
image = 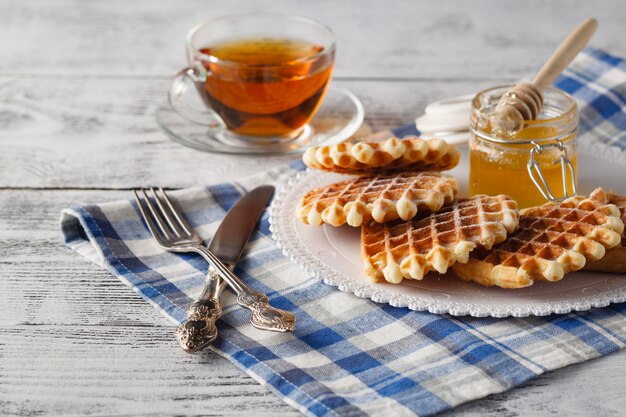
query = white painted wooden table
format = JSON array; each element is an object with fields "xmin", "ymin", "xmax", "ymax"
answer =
[{"xmin": 2, "ymin": 1, "xmax": 626, "ymax": 415}]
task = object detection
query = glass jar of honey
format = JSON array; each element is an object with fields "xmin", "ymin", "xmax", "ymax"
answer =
[{"xmin": 469, "ymin": 85, "xmax": 579, "ymax": 208}]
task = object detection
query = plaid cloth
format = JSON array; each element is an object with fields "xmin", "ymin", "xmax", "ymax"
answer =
[{"xmin": 61, "ymin": 48, "xmax": 626, "ymax": 417}]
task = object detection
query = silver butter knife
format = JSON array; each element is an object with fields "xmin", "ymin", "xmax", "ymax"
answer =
[{"xmin": 175, "ymin": 185, "xmax": 275, "ymax": 353}]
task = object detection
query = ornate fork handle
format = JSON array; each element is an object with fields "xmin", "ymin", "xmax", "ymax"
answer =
[{"xmin": 194, "ymin": 246, "xmax": 296, "ymax": 333}]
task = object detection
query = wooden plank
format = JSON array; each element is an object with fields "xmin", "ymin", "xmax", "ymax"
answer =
[
  {"xmin": 1, "ymin": 0, "xmax": 625, "ymax": 79},
  {"xmin": 0, "ymin": 189, "xmax": 169, "ymax": 327},
  {"xmin": 0, "ymin": 77, "xmax": 493, "ymax": 189},
  {"xmin": 0, "ymin": 325, "xmax": 300, "ymax": 417}
]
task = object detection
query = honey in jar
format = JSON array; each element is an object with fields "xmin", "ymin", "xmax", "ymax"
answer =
[{"xmin": 469, "ymin": 85, "xmax": 579, "ymax": 208}]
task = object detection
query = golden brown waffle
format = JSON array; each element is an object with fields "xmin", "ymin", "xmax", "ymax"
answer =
[
  {"xmin": 361, "ymin": 195, "xmax": 519, "ymax": 283},
  {"xmin": 453, "ymin": 188, "xmax": 624, "ymax": 289},
  {"xmin": 584, "ymin": 192, "xmax": 626, "ymax": 273},
  {"xmin": 302, "ymin": 136, "xmax": 460, "ymax": 174},
  {"xmin": 298, "ymin": 171, "xmax": 459, "ymax": 227}
]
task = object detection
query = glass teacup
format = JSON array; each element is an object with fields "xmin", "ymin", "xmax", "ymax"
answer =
[{"xmin": 169, "ymin": 14, "xmax": 336, "ymax": 147}]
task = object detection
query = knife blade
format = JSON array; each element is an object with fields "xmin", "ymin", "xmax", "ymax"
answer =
[
  {"xmin": 208, "ymin": 184, "xmax": 275, "ymax": 267},
  {"xmin": 175, "ymin": 185, "xmax": 274, "ymax": 353}
]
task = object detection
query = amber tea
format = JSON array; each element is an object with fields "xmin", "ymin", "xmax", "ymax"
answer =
[{"xmin": 198, "ymin": 37, "xmax": 334, "ymax": 137}]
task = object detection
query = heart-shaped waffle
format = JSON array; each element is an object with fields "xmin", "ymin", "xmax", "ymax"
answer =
[
  {"xmin": 584, "ymin": 192, "xmax": 626, "ymax": 273},
  {"xmin": 453, "ymin": 188, "xmax": 624, "ymax": 288},
  {"xmin": 298, "ymin": 171, "xmax": 458, "ymax": 227},
  {"xmin": 361, "ymin": 194, "xmax": 519, "ymax": 283},
  {"xmin": 302, "ymin": 136, "xmax": 460, "ymax": 174}
]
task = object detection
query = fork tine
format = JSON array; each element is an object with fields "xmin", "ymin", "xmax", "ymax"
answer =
[
  {"xmin": 150, "ymin": 187, "xmax": 186, "ymax": 238},
  {"xmin": 158, "ymin": 187, "xmax": 194, "ymax": 237},
  {"xmin": 133, "ymin": 190, "xmax": 166, "ymax": 243},
  {"xmin": 140, "ymin": 188, "xmax": 172, "ymax": 240}
]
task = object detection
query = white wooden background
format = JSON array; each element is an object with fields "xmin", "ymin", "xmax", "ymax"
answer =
[{"xmin": 2, "ymin": 0, "xmax": 626, "ymax": 415}]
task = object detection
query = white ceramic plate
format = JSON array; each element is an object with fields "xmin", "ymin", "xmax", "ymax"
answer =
[{"xmin": 269, "ymin": 142, "xmax": 626, "ymax": 317}]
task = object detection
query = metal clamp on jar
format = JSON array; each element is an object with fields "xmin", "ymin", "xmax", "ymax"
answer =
[{"xmin": 469, "ymin": 85, "xmax": 579, "ymax": 208}]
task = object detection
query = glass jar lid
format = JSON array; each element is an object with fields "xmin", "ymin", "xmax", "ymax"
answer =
[{"xmin": 470, "ymin": 85, "xmax": 578, "ymax": 145}]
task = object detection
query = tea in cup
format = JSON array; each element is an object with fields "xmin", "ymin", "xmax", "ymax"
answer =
[{"xmin": 169, "ymin": 14, "xmax": 336, "ymax": 144}]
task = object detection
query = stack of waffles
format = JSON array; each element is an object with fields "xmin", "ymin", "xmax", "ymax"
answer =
[{"xmin": 297, "ymin": 136, "xmax": 626, "ymax": 288}]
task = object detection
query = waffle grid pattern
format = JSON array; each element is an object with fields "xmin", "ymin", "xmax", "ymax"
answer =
[
  {"xmin": 298, "ymin": 171, "xmax": 458, "ymax": 227},
  {"xmin": 361, "ymin": 195, "xmax": 519, "ymax": 283},
  {"xmin": 453, "ymin": 189, "xmax": 624, "ymax": 288}
]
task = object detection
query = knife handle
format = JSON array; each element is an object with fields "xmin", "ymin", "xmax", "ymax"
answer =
[
  {"xmin": 175, "ymin": 268, "xmax": 222, "ymax": 353},
  {"xmin": 194, "ymin": 246, "xmax": 296, "ymax": 333},
  {"xmin": 175, "ymin": 299, "xmax": 221, "ymax": 353},
  {"xmin": 236, "ymin": 289, "xmax": 296, "ymax": 332},
  {"xmin": 213, "ymin": 274, "xmax": 296, "ymax": 333}
]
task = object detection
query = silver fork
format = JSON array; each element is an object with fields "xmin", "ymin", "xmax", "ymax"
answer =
[{"xmin": 133, "ymin": 187, "xmax": 296, "ymax": 334}]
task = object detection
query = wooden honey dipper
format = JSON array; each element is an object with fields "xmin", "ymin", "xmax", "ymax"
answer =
[{"xmin": 492, "ymin": 18, "xmax": 598, "ymax": 136}]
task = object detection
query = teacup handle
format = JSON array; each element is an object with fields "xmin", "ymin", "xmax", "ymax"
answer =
[{"xmin": 168, "ymin": 66, "xmax": 225, "ymax": 127}]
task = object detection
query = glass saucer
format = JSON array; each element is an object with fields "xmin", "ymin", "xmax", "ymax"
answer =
[{"xmin": 156, "ymin": 86, "xmax": 364, "ymax": 155}]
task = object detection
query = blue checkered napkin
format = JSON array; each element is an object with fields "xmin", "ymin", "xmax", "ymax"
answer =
[
  {"xmin": 61, "ymin": 48, "xmax": 626, "ymax": 417},
  {"xmin": 556, "ymin": 48, "xmax": 626, "ymax": 150}
]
